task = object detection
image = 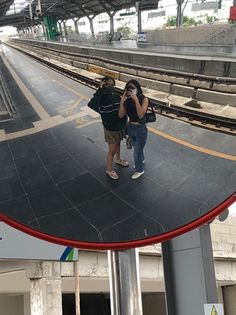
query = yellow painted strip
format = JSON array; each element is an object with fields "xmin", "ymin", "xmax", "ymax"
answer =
[
  {"xmin": 88, "ymin": 64, "xmax": 119, "ymax": 79},
  {"xmin": 51, "ymin": 79, "xmax": 89, "ymax": 100},
  {"xmin": 148, "ymin": 126, "xmax": 236, "ymax": 161},
  {"xmin": 100, "ymin": 68, "xmax": 119, "ymax": 80},
  {"xmin": 88, "ymin": 64, "xmax": 102, "ymax": 74}
]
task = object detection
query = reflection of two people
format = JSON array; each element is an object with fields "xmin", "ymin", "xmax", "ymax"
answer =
[
  {"xmin": 88, "ymin": 76, "xmax": 148, "ymax": 180},
  {"xmin": 108, "ymin": 32, "xmax": 122, "ymax": 42}
]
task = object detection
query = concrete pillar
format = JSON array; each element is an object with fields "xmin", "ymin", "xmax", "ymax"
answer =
[
  {"xmin": 88, "ymin": 17, "xmax": 95, "ymax": 38},
  {"xmin": 74, "ymin": 261, "xmax": 81, "ymax": 315},
  {"xmin": 110, "ymin": 15, "xmax": 114, "ymax": 37},
  {"xmin": 63, "ymin": 20, "xmax": 68, "ymax": 37},
  {"xmin": 108, "ymin": 249, "xmax": 143, "ymax": 315},
  {"xmin": 58, "ymin": 22, "xmax": 62, "ymax": 36},
  {"xmin": 223, "ymin": 285, "xmax": 236, "ymax": 315},
  {"xmin": 162, "ymin": 224, "xmax": 217, "ymax": 315},
  {"xmin": 74, "ymin": 19, "xmax": 79, "ymax": 33},
  {"xmin": 26, "ymin": 262, "xmax": 62, "ymax": 315}
]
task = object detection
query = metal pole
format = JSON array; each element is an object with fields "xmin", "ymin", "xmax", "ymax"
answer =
[
  {"xmin": 37, "ymin": 0, "xmax": 42, "ymax": 13},
  {"xmin": 162, "ymin": 224, "xmax": 218, "ymax": 315},
  {"xmin": 28, "ymin": 0, "xmax": 33, "ymax": 20},
  {"xmin": 108, "ymin": 249, "xmax": 143, "ymax": 315},
  {"xmin": 135, "ymin": 2, "xmax": 142, "ymax": 33},
  {"xmin": 74, "ymin": 258, "xmax": 81, "ymax": 315},
  {"xmin": 176, "ymin": 0, "xmax": 183, "ymax": 27}
]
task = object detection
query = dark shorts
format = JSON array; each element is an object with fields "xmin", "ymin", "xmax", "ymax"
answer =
[{"xmin": 104, "ymin": 127, "xmax": 126, "ymax": 144}]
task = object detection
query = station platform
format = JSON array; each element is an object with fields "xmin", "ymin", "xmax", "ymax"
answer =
[
  {"xmin": 0, "ymin": 44, "xmax": 235, "ymax": 249},
  {"xmin": 12, "ymin": 38, "xmax": 236, "ymax": 78},
  {"xmin": 65, "ymin": 38, "xmax": 236, "ymax": 58}
]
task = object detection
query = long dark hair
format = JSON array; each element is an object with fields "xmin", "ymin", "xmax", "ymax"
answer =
[{"xmin": 125, "ymin": 79, "xmax": 145, "ymax": 104}]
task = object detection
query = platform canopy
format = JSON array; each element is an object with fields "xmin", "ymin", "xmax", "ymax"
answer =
[
  {"xmin": 0, "ymin": 0, "xmax": 13, "ymax": 16},
  {"xmin": 0, "ymin": 0, "xmax": 160, "ymax": 28}
]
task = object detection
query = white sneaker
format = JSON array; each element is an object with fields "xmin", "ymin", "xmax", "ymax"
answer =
[{"xmin": 131, "ymin": 171, "xmax": 144, "ymax": 180}]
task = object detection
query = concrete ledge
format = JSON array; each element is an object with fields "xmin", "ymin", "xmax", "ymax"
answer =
[
  {"xmin": 162, "ymin": 74, "xmax": 188, "ymax": 85},
  {"xmin": 213, "ymin": 83, "xmax": 236, "ymax": 93},
  {"xmin": 137, "ymin": 70, "xmax": 163, "ymax": 81},
  {"xmin": 171, "ymin": 84, "xmax": 194, "ymax": 98},
  {"xmin": 190, "ymin": 79, "xmax": 211, "ymax": 89},
  {"xmin": 72, "ymin": 61, "xmax": 88, "ymax": 70},
  {"xmin": 196, "ymin": 89, "xmax": 236, "ymax": 106},
  {"xmin": 109, "ymin": 64, "xmax": 137, "ymax": 76},
  {"xmin": 60, "ymin": 57, "xmax": 73, "ymax": 66},
  {"xmin": 120, "ymin": 73, "xmax": 171, "ymax": 92}
]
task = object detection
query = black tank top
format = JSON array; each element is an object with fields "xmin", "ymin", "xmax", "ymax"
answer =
[{"xmin": 124, "ymin": 95, "xmax": 145, "ymax": 122}]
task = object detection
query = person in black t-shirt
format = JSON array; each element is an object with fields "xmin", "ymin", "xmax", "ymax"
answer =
[
  {"xmin": 118, "ymin": 79, "xmax": 149, "ymax": 180},
  {"xmin": 88, "ymin": 76, "xmax": 129, "ymax": 180}
]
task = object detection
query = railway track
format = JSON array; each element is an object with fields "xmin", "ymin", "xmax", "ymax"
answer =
[{"xmin": 4, "ymin": 41, "xmax": 236, "ymax": 135}]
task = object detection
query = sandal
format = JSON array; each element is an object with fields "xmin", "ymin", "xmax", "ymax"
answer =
[
  {"xmin": 106, "ymin": 170, "xmax": 119, "ymax": 180},
  {"xmin": 115, "ymin": 159, "xmax": 129, "ymax": 167}
]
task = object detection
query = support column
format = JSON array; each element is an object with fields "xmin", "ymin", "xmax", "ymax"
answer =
[
  {"xmin": 108, "ymin": 249, "xmax": 143, "ymax": 315},
  {"xmin": 26, "ymin": 262, "xmax": 62, "ymax": 315},
  {"xmin": 73, "ymin": 18, "xmax": 79, "ymax": 33},
  {"xmin": 222, "ymin": 286, "xmax": 236, "ymax": 315},
  {"xmin": 135, "ymin": 2, "xmax": 142, "ymax": 33},
  {"xmin": 110, "ymin": 15, "xmax": 114, "ymax": 37},
  {"xmin": 58, "ymin": 22, "xmax": 62, "ymax": 36},
  {"xmin": 88, "ymin": 16, "xmax": 95, "ymax": 38},
  {"xmin": 63, "ymin": 20, "xmax": 68, "ymax": 37},
  {"xmin": 176, "ymin": 0, "xmax": 184, "ymax": 27},
  {"xmin": 74, "ymin": 260, "xmax": 81, "ymax": 315},
  {"xmin": 162, "ymin": 224, "xmax": 217, "ymax": 315}
]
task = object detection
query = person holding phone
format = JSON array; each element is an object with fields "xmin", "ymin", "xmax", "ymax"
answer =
[
  {"xmin": 88, "ymin": 76, "xmax": 129, "ymax": 180},
  {"xmin": 118, "ymin": 79, "xmax": 149, "ymax": 180}
]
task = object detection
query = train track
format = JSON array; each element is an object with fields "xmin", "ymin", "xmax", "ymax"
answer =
[{"xmin": 5, "ymin": 41, "xmax": 236, "ymax": 135}]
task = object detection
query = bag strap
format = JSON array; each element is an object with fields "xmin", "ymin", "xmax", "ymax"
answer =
[{"xmin": 148, "ymin": 101, "xmax": 155, "ymax": 114}]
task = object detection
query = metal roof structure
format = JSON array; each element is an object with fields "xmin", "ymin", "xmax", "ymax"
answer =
[
  {"xmin": 0, "ymin": 0, "xmax": 160, "ymax": 28},
  {"xmin": 0, "ymin": 0, "xmax": 14, "ymax": 16}
]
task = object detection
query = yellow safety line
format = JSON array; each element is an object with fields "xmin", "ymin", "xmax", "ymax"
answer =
[
  {"xmin": 53, "ymin": 79, "xmax": 90, "ymax": 100},
  {"xmin": 148, "ymin": 126, "xmax": 236, "ymax": 161}
]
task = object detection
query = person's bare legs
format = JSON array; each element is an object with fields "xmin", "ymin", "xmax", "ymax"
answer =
[
  {"xmin": 115, "ymin": 143, "xmax": 121, "ymax": 161},
  {"xmin": 107, "ymin": 143, "xmax": 119, "ymax": 171}
]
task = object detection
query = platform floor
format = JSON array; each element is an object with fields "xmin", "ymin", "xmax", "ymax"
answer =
[{"xmin": 0, "ymin": 45, "xmax": 235, "ymax": 247}]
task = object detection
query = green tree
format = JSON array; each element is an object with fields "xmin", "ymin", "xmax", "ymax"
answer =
[
  {"xmin": 182, "ymin": 16, "xmax": 196, "ymax": 26},
  {"xmin": 166, "ymin": 16, "xmax": 197, "ymax": 27},
  {"xmin": 166, "ymin": 16, "xmax": 177, "ymax": 27},
  {"xmin": 66, "ymin": 26, "xmax": 73, "ymax": 34},
  {"xmin": 206, "ymin": 15, "xmax": 214, "ymax": 23}
]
